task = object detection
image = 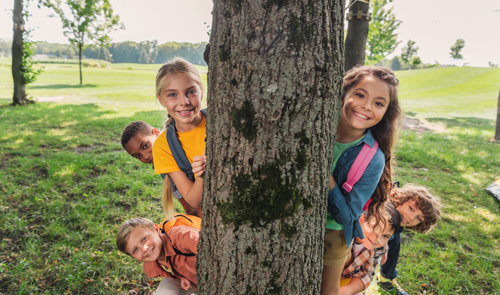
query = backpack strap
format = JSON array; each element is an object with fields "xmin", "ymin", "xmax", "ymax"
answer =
[
  {"xmin": 166, "ymin": 109, "xmax": 207, "ymax": 196},
  {"xmin": 163, "ymin": 230, "xmax": 196, "ymax": 257},
  {"xmin": 341, "ymin": 141, "xmax": 379, "ymax": 193}
]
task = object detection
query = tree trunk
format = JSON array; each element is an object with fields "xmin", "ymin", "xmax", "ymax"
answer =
[
  {"xmin": 495, "ymin": 87, "xmax": 500, "ymax": 141},
  {"xmin": 197, "ymin": 1, "xmax": 344, "ymax": 294},
  {"xmin": 344, "ymin": 0, "xmax": 370, "ymax": 71},
  {"xmin": 78, "ymin": 42, "xmax": 83, "ymax": 85},
  {"xmin": 12, "ymin": 0, "xmax": 29, "ymax": 105}
]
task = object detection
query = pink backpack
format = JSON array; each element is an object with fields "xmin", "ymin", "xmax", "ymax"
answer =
[{"xmin": 341, "ymin": 141, "xmax": 379, "ymax": 211}]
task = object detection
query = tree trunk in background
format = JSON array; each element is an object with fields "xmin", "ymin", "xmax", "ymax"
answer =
[
  {"xmin": 78, "ymin": 42, "xmax": 83, "ymax": 85},
  {"xmin": 12, "ymin": 0, "xmax": 28, "ymax": 105},
  {"xmin": 197, "ymin": 0, "xmax": 344, "ymax": 294},
  {"xmin": 495, "ymin": 87, "xmax": 500, "ymax": 141},
  {"xmin": 344, "ymin": 0, "xmax": 370, "ymax": 71}
]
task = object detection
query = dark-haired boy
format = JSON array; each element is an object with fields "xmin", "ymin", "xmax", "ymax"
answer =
[{"xmin": 121, "ymin": 121, "xmax": 195, "ymax": 214}]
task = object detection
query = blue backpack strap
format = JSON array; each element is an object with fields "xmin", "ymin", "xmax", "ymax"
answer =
[{"xmin": 166, "ymin": 109, "xmax": 207, "ymax": 196}]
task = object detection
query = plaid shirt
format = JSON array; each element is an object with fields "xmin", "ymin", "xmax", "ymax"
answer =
[{"xmin": 342, "ymin": 243, "xmax": 388, "ymax": 288}]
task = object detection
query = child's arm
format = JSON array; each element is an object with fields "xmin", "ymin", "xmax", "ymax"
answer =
[
  {"xmin": 168, "ymin": 155, "xmax": 206, "ymax": 208},
  {"xmin": 339, "ymin": 277, "xmax": 365, "ymax": 295},
  {"xmin": 168, "ymin": 225, "xmax": 200, "ymax": 254},
  {"xmin": 327, "ymin": 151, "xmax": 384, "ymax": 225}
]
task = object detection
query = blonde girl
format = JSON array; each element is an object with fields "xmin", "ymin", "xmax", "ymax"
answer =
[{"xmin": 152, "ymin": 57, "xmax": 207, "ymax": 218}]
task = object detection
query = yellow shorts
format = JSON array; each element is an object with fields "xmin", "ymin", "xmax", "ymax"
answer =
[{"xmin": 323, "ymin": 229, "xmax": 353, "ymax": 266}]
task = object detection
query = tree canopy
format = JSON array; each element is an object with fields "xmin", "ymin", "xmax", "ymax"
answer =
[
  {"xmin": 366, "ymin": 0, "xmax": 401, "ymax": 65},
  {"xmin": 43, "ymin": 0, "xmax": 123, "ymax": 84},
  {"xmin": 449, "ymin": 38, "xmax": 465, "ymax": 60},
  {"xmin": 400, "ymin": 39, "xmax": 419, "ymax": 64}
]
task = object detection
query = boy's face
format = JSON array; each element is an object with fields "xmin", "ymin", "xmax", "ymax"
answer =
[
  {"xmin": 124, "ymin": 128, "xmax": 160, "ymax": 164},
  {"xmin": 125, "ymin": 226, "xmax": 163, "ymax": 263},
  {"xmin": 397, "ymin": 200, "xmax": 424, "ymax": 227},
  {"xmin": 357, "ymin": 214, "xmax": 395, "ymax": 250}
]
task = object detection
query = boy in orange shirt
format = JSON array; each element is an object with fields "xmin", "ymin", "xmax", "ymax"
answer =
[{"xmin": 116, "ymin": 217, "xmax": 198, "ymax": 295}]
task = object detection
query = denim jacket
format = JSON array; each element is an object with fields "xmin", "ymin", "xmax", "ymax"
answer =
[{"xmin": 327, "ymin": 129, "xmax": 385, "ymax": 247}]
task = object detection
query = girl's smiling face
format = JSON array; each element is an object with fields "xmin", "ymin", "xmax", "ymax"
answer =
[
  {"xmin": 157, "ymin": 73, "xmax": 203, "ymax": 132},
  {"xmin": 341, "ymin": 76, "xmax": 390, "ymax": 133}
]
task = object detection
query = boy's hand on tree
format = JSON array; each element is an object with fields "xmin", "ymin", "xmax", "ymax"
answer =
[
  {"xmin": 180, "ymin": 278, "xmax": 192, "ymax": 291},
  {"xmin": 192, "ymin": 155, "xmax": 206, "ymax": 178}
]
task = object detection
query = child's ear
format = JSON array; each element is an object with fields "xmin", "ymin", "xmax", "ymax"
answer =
[
  {"xmin": 157, "ymin": 96, "xmax": 165, "ymax": 107},
  {"xmin": 154, "ymin": 224, "xmax": 161, "ymax": 235},
  {"xmin": 152, "ymin": 128, "xmax": 160, "ymax": 137},
  {"xmin": 359, "ymin": 213, "xmax": 365, "ymax": 224}
]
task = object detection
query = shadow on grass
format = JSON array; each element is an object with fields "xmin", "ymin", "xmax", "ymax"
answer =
[
  {"xmin": 427, "ymin": 116, "xmax": 495, "ymax": 129},
  {"xmin": 28, "ymin": 84, "xmax": 97, "ymax": 89}
]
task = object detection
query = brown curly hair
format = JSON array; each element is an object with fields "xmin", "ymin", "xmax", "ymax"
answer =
[
  {"xmin": 389, "ymin": 184, "xmax": 442, "ymax": 233},
  {"xmin": 342, "ymin": 66, "xmax": 402, "ymax": 230}
]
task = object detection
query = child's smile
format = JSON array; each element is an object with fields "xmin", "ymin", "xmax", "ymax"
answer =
[
  {"xmin": 157, "ymin": 73, "xmax": 203, "ymax": 133},
  {"xmin": 338, "ymin": 76, "xmax": 390, "ymax": 139},
  {"xmin": 126, "ymin": 226, "xmax": 164, "ymax": 263}
]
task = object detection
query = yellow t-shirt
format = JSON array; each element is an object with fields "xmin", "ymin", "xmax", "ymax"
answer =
[{"xmin": 152, "ymin": 116, "xmax": 206, "ymax": 174}]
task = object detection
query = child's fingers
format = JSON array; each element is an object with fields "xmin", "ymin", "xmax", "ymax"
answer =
[{"xmin": 329, "ymin": 174, "xmax": 336, "ymax": 190}]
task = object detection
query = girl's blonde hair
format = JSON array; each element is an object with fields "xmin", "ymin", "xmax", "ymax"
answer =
[
  {"xmin": 155, "ymin": 57, "xmax": 203, "ymax": 219},
  {"xmin": 162, "ymin": 176, "xmax": 176, "ymax": 220},
  {"xmin": 342, "ymin": 66, "xmax": 401, "ymax": 231}
]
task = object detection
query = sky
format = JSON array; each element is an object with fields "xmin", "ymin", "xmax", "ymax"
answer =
[{"xmin": 1, "ymin": 0, "xmax": 499, "ymax": 67}]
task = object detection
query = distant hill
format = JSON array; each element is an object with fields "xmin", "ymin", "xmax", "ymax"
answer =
[{"xmin": 395, "ymin": 67, "xmax": 500, "ymax": 119}]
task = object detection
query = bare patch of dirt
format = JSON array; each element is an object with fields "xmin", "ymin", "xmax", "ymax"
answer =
[
  {"xmin": 402, "ymin": 117, "xmax": 447, "ymax": 133},
  {"xmin": 35, "ymin": 96, "xmax": 69, "ymax": 102}
]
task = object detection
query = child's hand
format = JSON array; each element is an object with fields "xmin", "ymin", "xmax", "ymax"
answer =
[
  {"xmin": 329, "ymin": 174, "xmax": 336, "ymax": 190},
  {"xmin": 192, "ymin": 155, "xmax": 206, "ymax": 178},
  {"xmin": 180, "ymin": 278, "xmax": 192, "ymax": 291}
]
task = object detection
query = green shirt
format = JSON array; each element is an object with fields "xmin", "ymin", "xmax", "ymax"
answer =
[{"xmin": 326, "ymin": 137, "xmax": 363, "ymax": 230}]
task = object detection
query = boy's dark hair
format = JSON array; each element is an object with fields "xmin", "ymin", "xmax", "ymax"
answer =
[
  {"xmin": 364, "ymin": 202, "xmax": 401, "ymax": 234},
  {"xmin": 121, "ymin": 121, "xmax": 154, "ymax": 147},
  {"xmin": 390, "ymin": 184, "xmax": 442, "ymax": 233}
]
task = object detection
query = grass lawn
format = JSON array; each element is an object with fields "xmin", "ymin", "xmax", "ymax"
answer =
[{"xmin": 1, "ymin": 59, "xmax": 499, "ymax": 294}]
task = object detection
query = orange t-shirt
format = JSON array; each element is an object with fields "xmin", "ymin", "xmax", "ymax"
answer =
[{"xmin": 152, "ymin": 116, "xmax": 206, "ymax": 175}]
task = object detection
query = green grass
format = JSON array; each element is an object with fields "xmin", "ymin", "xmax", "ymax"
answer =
[{"xmin": 1, "ymin": 61, "xmax": 500, "ymax": 294}]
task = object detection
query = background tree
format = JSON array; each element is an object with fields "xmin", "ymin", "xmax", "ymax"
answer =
[
  {"xmin": 400, "ymin": 39, "xmax": 418, "ymax": 64},
  {"xmin": 366, "ymin": 0, "xmax": 401, "ymax": 65},
  {"xmin": 43, "ymin": 0, "xmax": 123, "ymax": 84},
  {"xmin": 12, "ymin": 0, "xmax": 42, "ymax": 105},
  {"xmin": 449, "ymin": 38, "xmax": 465, "ymax": 60},
  {"xmin": 198, "ymin": 0, "xmax": 344, "ymax": 293},
  {"xmin": 345, "ymin": 0, "xmax": 371, "ymax": 70},
  {"xmin": 12, "ymin": 0, "xmax": 29, "ymax": 105},
  {"xmin": 390, "ymin": 56, "xmax": 401, "ymax": 71}
]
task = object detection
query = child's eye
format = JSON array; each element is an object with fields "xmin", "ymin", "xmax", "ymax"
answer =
[
  {"xmin": 417, "ymin": 216, "xmax": 423, "ymax": 222},
  {"xmin": 356, "ymin": 93, "xmax": 364, "ymax": 98},
  {"xmin": 133, "ymin": 248, "xmax": 137, "ymax": 254},
  {"xmin": 143, "ymin": 143, "xmax": 148, "ymax": 149},
  {"xmin": 167, "ymin": 93, "xmax": 177, "ymax": 97},
  {"xmin": 188, "ymin": 90, "xmax": 197, "ymax": 96},
  {"xmin": 375, "ymin": 101, "xmax": 384, "ymax": 107},
  {"xmin": 134, "ymin": 155, "xmax": 141, "ymax": 159},
  {"xmin": 409, "ymin": 206, "xmax": 414, "ymax": 211},
  {"xmin": 143, "ymin": 237, "xmax": 147, "ymax": 241}
]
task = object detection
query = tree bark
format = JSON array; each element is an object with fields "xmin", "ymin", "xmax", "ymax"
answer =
[
  {"xmin": 344, "ymin": 0, "xmax": 370, "ymax": 71},
  {"xmin": 495, "ymin": 87, "xmax": 500, "ymax": 141},
  {"xmin": 197, "ymin": 1, "xmax": 344, "ymax": 294},
  {"xmin": 12, "ymin": 0, "xmax": 29, "ymax": 105},
  {"xmin": 78, "ymin": 42, "xmax": 83, "ymax": 85}
]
